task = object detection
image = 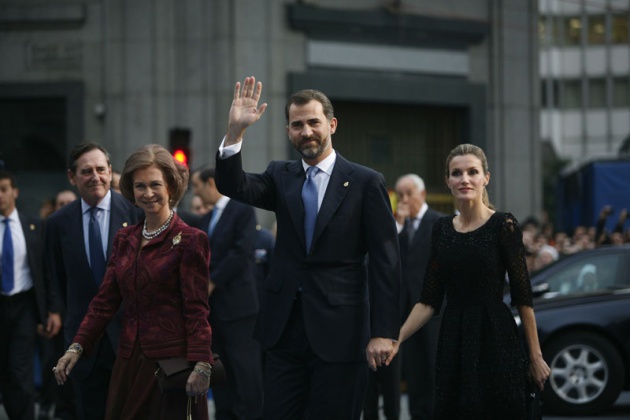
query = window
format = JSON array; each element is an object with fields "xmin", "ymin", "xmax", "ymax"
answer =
[
  {"xmin": 611, "ymin": 13, "xmax": 629, "ymax": 44},
  {"xmin": 588, "ymin": 79, "xmax": 606, "ymax": 108},
  {"xmin": 562, "ymin": 80, "xmax": 582, "ymax": 109},
  {"xmin": 612, "ymin": 77, "xmax": 630, "ymax": 107},
  {"xmin": 588, "ymin": 15, "xmax": 606, "ymax": 44},
  {"xmin": 541, "ymin": 79, "xmax": 559, "ymax": 108},
  {"xmin": 539, "ymin": 17, "xmax": 547, "ymax": 43},
  {"xmin": 540, "ymin": 253, "xmax": 625, "ymax": 297},
  {"xmin": 563, "ymin": 16, "xmax": 582, "ymax": 45}
]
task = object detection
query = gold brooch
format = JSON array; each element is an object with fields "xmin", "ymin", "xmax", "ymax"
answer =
[
  {"xmin": 30, "ymin": 224, "xmax": 36, "ymax": 231},
  {"xmin": 343, "ymin": 182, "xmax": 349, "ymax": 187},
  {"xmin": 171, "ymin": 231, "xmax": 182, "ymax": 249},
  {"xmin": 123, "ymin": 222, "xmax": 128, "ymax": 227}
]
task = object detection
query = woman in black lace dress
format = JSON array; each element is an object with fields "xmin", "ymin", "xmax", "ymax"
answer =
[{"xmin": 386, "ymin": 144, "xmax": 550, "ymax": 419}]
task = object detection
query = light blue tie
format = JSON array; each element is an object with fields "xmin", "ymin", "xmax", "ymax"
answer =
[
  {"xmin": 302, "ymin": 166, "xmax": 320, "ymax": 252},
  {"xmin": 89, "ymin": 207, "xmax": 106, "ymax": 286},
  {"xmin": 208, "ymin": 208, "xmax": 220, "ymax": 237},
  {"xmin": 1, "ymin": 218, "xmax": 14, "ymax": 293}
]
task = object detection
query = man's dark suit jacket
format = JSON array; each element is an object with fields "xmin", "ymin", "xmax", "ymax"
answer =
[
  {"xmin": 400, "ymin": 207, "xmax": 444, "ymax": 420},
  {"xmin": 216, "ymin": 151, "xmax": 401, "ymax": 363},
  {"xmin": 400, "ymin": 208, "xmax": 445, "ymax": 317},
  {"xmin": 44, "ymin": 191, "xmax": 141, "ymax": 379},
  {"xmin": 200, "ymin": 199, "xmax": 259, "ymax": 321},
  {"xmin": 18, "ymin": 213, "xmax": 62, "ymax": 324}
]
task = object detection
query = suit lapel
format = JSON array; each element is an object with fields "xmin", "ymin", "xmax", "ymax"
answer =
[
  {"xmin": 282, "ymin": 160, "xmax": 308, "ymax": 250},
  {"xmin": 64, "ymin": 200, "xmax": 91, "ymax": 265},
  {"xmin": 108, "ymin": 193, "xmax": 133, "ymax": 258},
  {"xmin": 311, "ymin": 155, "xmax": 354, "ymax": 249},
  {"xmin": 19, "ymin": 214, "xmax": 36, "ymax": 270}
]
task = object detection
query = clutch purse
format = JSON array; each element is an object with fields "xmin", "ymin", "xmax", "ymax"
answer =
[
  {"xmin": 155, "ymin": 353, "xmax": 227, "ymax": 393},
  {"xmin": 526, "ymin": 383, "xmax": 542, "ymax": 420}
]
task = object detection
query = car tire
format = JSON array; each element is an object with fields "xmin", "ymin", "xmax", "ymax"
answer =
[{"xmin": 542, "ymin": 331, "xmax": 625, "ymax": 415}]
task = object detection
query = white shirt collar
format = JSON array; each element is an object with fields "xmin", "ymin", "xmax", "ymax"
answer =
[
  {"xmin": 214, "ymin": 195, "xmax": 230, "ymax": 210},
  {"xmin": 81, "ymin": 190, "xmax": 112, "ymax": 214},
  {"xmin": 301, "ymin": 150, "xmax": 337, "ymax": 175},
  {"xmin": 2, "ymin": 208, "xmax": 18, "ymax": 223}
]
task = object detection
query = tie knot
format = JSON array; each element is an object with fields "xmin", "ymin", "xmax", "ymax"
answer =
[
  {"xmin": 306, "ymin": 166, "xmax": 319, "ymax": 179},
  {"xmin": 2, "ymin": 218, "xmax": 8, "ymax": 226},
  {"xmin": 89, "ymin": 206, "xmax": 99, "ymax": 217}
]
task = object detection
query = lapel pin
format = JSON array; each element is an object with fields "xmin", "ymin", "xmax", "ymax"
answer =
[
  {"xmin": 171, "ymin": 231, "xmax": 182, "ymax": 249},
  {"xmin": 343, "ymin": 182, "xmax": 349, "ymax": 187},
  {"xmin": 122, "ymin": 222, "xmax": 128, "ymax": 227},
  {"xmin": 30, "ymin": 224, "xmax": 36, "ymax": 231}
]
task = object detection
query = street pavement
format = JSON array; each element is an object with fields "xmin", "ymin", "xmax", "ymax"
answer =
[{"xmin": 1, "ymin": 391, "xmax": 628, "ymax": 419}]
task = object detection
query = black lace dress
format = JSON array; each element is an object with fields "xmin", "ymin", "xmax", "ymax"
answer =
[{"xmin": 418, "ymin": 212, "xmax": 533, "ymax": 420}]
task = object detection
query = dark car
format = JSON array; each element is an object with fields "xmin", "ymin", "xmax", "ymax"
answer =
[
  {"xmin": 514, "ymin": 289, "xmax": 630, "ymax": 415},
  {"xmin": 504, "ymin": 245, "xmax": 630, "ymax": 415}
]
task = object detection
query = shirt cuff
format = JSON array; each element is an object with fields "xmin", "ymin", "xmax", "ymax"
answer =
[{"xmin": 218, "ymin": 136, "xmax": 242, "ymax": 159}]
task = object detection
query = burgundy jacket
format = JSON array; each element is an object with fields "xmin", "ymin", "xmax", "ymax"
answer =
[{"xmin": 74, "ymin": 213, "xmax": 213, "ymax": 364}]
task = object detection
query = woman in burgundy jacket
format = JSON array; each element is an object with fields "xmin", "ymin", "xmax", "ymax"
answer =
[{"xmin": 54, "ymin": 144, "xmax": 213, "ymax": 419}]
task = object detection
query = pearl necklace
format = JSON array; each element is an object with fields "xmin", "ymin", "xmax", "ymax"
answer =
[{"xmin": 142, "ymin": 210, "xmax": 174, "ymax": 240}]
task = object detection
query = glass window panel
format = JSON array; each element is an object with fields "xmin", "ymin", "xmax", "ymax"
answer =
[
  {"xmin": 588, "ymin": 79, "xmax": 606, "ymax": 108},
  {"xmin": 588, "ymin": 15, "xmax": 606, "ymax": 44},
  {"xmin": 562, "ymin": 80, "xmax": 582, "ymax": 109},
  {"xmin": 563, "ymin": 16, "xmax": 582, "ymax": 45},
  {"xmin": 612, "ymin": 14, "xmax": 629, "ymax": 44},
  {"xmin": 541, "ymin": 253, "xmax": 622, "ymax": 297},
  {"xmin": 552, "ymin": 17, "xmax": 563, "ymax": 45},
  {"xmin": 539, "ymin": 17, "xmax": 547, "ymax": 43},
  {"xmin": 613, "ymin": 77, "xmax": 630, "ymax": 107}
]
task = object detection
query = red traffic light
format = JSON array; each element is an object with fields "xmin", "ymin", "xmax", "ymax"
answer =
[
  {"xmin": 169, "ymin": 128, "xmax": 192, "ymax": 168},
  {"xmin": 172, "ymin": 149, "xmax": 188, "ymax": 167}
]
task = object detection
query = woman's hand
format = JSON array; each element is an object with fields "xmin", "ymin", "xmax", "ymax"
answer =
[
  {"xmin": 53, "ymin": 352, "xmax": 80, "ymax": 385},
  {"xmin": 529, "ymin": 354, "xmax": 551, "ymax": 391},
  {"xmin": 384, "ymin": 340, "xmax": 401, "ymax": 366},
  {"xmin": 186, "ymin": 369, "xmax": 210, "ymax": 397}
]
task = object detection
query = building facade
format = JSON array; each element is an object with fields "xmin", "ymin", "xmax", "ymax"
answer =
[
  {"xmin": 0, "ymin": 0, "xmax": 541, "ymax": 224},
  {"xmin": 539, "ymin": 0, "xmax": 630, "ymax": 165}
]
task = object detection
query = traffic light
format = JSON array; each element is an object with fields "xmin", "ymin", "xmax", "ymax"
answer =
[{"xmin": 169, "ymin": 128, "xmax": 192, "ymax": 168}]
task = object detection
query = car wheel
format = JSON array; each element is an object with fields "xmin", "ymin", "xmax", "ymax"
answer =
[{"xmin": 542, "ymin": 332, "xmax": 625, "ymax": 415}]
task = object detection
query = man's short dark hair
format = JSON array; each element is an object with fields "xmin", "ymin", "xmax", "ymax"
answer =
[
  {"xmin": 195, "ymin": 167, "xmax": 216, "ymax": 183},
  {"xmin": 0, "ymin": 170, "xmax": 17, "ymax": 188},
  {"xmin": 68, "ymin": 142, "xmax": 111, "ymax": 173},
  {"xmin": 285, "ymin": 89, "xmax": 334, "ymax": 122}
]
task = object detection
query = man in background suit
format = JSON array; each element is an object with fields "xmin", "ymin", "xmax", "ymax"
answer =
[
  {"xmin": 192, "ymin": 167, "xmax": 263, "ymax": 419},
  {"xmin": 214, "ymin": 77, "xmax": 400, "ymax": 419},
  {"xmin": 45, "ymin": 143, "xmax": 141, "ymax": 420},
  {"xmin": 395, "ymin": 174, "xmax": 444, "ymax": 420},
  {"xmin": 253, "ymin": 224, "xmax": 274, "ymax": 302},
  {"xmin": 0, "ymin": 170, "xmax": 62, "ymax": 420}
]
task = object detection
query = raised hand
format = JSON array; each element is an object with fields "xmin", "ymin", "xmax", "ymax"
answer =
[{"xmin": 226, "ymin": 76, "xmax": 268, "ymax": 146}]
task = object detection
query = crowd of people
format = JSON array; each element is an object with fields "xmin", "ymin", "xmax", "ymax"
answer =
[
  {"xmin": 1, "ymin": 75, "xmax": 624, "ymax": 420},
  {"xmin": 521, "ymin": 206, "xmax": 629, "ymax": 274}
]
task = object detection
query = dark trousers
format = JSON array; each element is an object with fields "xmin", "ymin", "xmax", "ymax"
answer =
[
  {"xmin": 402, "ymin": 317, "xmax": 440, "ymax": 420},
  {"xmin": 363, "ymin": 354, "xmax": 401, "ymax": 420},
  {"xmin": 263, "ymin": 298, "xmax": 368, "ymax": 420},
  {"xmin": 0, "ymin": 290, "xmax": 37, "ymax": 420},
  {"xmin": 211, "ymin": 315, "xmax": 263, "ymax": 420},
  {"xmin": 38, "ymin": 332, "xmax": 76, "ymax": 420},
  {"xmin": 72, "ymin": 335, "xmax": 116, "ymax": 420}
]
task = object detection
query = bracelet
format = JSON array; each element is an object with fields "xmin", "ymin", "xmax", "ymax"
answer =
[
  {"xmin": 193, "ymin": 367, "xmax": 211, "ymax": 379},
  {"xmin": 195, "ymin": 361, "xmax": 212, "ymax": 370},
  {"xmin": 65, "ymin": 343, "xmax": 83, "ymax": 356}
]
